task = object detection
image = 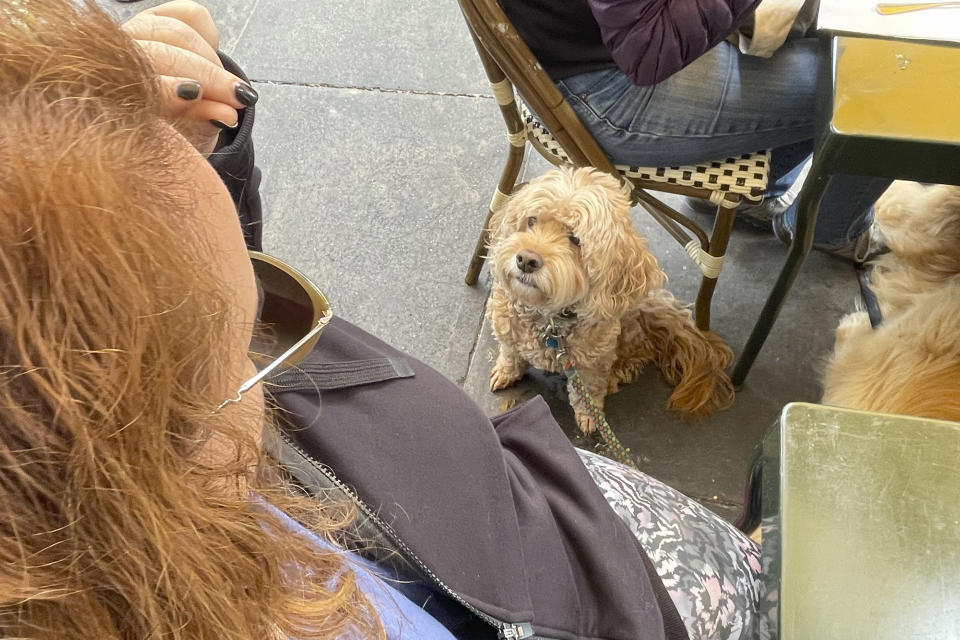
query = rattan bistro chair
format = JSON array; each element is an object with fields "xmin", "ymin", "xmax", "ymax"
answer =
[{"xmin": 458, "ymin": 0, "xmax": 770, "ymax": 341}]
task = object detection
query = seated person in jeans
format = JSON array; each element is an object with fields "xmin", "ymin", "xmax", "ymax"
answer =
[{"xmin": 499, "ymin": 0, "xmax": 889, "ymax": 261}]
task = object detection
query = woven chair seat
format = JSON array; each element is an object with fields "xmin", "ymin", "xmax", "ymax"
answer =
[{"xmin": 521, "ymin": 104, "xmax": 770, "ymax": 202}]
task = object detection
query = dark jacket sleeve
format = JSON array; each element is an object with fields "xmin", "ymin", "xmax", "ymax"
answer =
[
  {"xmin": 586, "ymin": 0, "xmax": 762, "ymax": 86},
  {"xmin": 209, "ymin": 53, "xmax": 263, "ymax": 252}
]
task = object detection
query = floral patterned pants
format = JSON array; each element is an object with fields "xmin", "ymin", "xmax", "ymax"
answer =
[{"xmin": 578, "ymin": 449, "xmax": 775, "ymax": 640}]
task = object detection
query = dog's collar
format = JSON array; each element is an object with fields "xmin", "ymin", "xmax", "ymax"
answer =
[
  {"xmin": 535, "ymin": 308, "xmax": 578, "ymax": 350},
  {"xmin": 539, "ymin": 311, "xmax": 578, "ymax": 352},
  {"xmin": 512, "ymin": 302, "xmax": 578, "ymax": 323},
  {"xmin": 508, "ymin": 301, "xmax": 580, "ymax": 345}
]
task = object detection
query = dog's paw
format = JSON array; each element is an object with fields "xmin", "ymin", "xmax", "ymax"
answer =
[
  {"xmin": 835, "ymin": 311, "xmax": 871, "ymax": 346},
  {"xmin": 490, "ymin": 362, "xmax": 523, "ymax": 391},
  {"xmin": 607, "ymin": 363, "xmax": 640, "ymax": 394},
  {"xmin": 575, "ymin": 411, "xmax": 598, "ymax": 435}
]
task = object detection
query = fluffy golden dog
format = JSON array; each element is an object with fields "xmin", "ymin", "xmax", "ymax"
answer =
[
  {"xmin": 823, "ymin": 182, "xmax": 960, "ymax": 420},
  {"xmin": 486, "ymin": 166, "xmax": 735, "ymax": 434}
]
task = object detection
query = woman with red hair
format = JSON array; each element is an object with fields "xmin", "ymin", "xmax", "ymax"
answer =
[{"xmin": 0, "ymin": 2, "xmax": 769, "ymax": 639}]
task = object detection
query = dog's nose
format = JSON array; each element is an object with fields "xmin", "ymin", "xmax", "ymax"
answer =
[{"xmin": 516, "ymin": 250, "xmax": 542, "ymax": 274}]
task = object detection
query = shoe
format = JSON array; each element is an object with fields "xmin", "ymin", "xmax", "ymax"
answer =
[
  {"xmin": 683, "ymin": 194, "xmax": 792, "ymax": 232},
  {"xmin": 771, "ymin": 214, "xmax": 889, "ymax": 264},
  {"xmin": 834, "ymin": 227, "xmax": 890, "ymax": 264}
]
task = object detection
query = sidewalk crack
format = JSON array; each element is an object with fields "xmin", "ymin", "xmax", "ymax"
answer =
[
  {"xmin": 248, "ymin": 78, "xmax": 494, "ymax": 100},
  {"xmin": 458, "ymin": 286, "xmax": 490, "ymax": 386},
  {"xmin": 225, "ymin": 0, "xmax": 263, "ymax": 56}
]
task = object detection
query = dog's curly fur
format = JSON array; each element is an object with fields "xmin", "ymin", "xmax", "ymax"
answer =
[
  {"xmin": 823, "ymin": 181, "xmax": 960, "ymax": 421},
  {"xmin": 486, "ymin": 166, "xmax": 735, "ymax": 434}
]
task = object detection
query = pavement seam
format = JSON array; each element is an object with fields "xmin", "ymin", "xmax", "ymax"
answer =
[
  {"xmin": 689, "ymin": 494, "xmax": 742, "ymax": 508},
  {"xmin": 248, "ymin": 78, "xmax": 495, "ymax": 101},
  {"xmin": 459, "ymin": 285, "xmax": 491, "ymax": 386}
]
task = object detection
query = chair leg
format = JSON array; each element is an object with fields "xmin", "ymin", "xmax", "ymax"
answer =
[
  {"xmin": 731, "ymin": 154, "xmax": 830, "ymax": 387},
  {"xmin": 465, "ymin": 143, "xmax": 525, "ymax": 285},
  {"xmin": 694, "ymin": 277, "xmax": 717, "ymax": 331},
  {"xmin": 465, "ymin": 208, "xmax": 495, "ymax": 286},
  {"xmin": 694, "ymin": 202, "xmax": 737, "ymax": 331}
]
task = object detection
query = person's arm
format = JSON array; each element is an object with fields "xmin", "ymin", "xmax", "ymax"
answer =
[
  {"xmin": 122, "ymin": 1, "xmax": 263, "ymax": 250},
  {"xmin": 586, "ymin": 0, "xmax": 763, "ymax": 86}
]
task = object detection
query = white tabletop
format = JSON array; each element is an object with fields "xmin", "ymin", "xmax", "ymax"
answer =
[{"xmin": 818, "ymin": 0, "xmax": 960, "ymax": 44}]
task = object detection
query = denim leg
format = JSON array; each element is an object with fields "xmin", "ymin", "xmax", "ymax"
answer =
[
  {"xmin": 765, "ymin": 144, "xmax": 889, "ymax": 246},
  {"xmin": 555, "ymin": 38, "xmax": 887, "ymax": 246},
  {"xmin": 556, "ymin": 39, "xmax": 820, "ymax": 166},
  {"xmin": 769, "ymin": 140, "xmax": 814, "ymax": 197},
  {"xmin": 780, "ymin": 175, "xmax": 890, "ymax": 247}
]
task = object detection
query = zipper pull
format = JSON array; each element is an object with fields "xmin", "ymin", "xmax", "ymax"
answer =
[{"xmin": 498, "ymin": 622, "xmax": 534, "ymax": 639}]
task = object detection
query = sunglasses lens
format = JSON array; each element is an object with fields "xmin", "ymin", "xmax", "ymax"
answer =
[{"xmin": 251, "ymin": 258, "xmax": 317, "ymax": 365}]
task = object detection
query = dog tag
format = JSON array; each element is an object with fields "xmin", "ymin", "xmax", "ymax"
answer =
[{"xmin": 539, "ymin": 322, "xmax": 563, "ymax": 351}]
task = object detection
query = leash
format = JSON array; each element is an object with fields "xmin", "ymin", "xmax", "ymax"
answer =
[
  {"xmin": 540, "ymin": 319, "xmax": 636, "ymax": 468},
  {"xmin": 855, "ymin": 263, "xmax": 883, "ymax": 329}
]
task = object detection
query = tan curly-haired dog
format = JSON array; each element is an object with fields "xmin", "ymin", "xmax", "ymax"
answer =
[
  {"xmin": 823, "ymin": 182, "xmax": 960, "ymax": 421},
  {"xmin": 486, "ymin": 166, "xmax": 735, "ymax": 434}
]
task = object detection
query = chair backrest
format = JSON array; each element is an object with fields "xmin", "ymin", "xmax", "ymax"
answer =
[{"xmin": 456, "ymin": 0, "xmax": 617, "ymax": 174}]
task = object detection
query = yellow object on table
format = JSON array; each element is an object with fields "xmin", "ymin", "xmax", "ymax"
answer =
[
  {"xmin": 876, "ymin": 2, "xmax": 960, "ymax": 15},
  {"xmin": 819, "ymin": 0, "xmax": 960, "ymax": 43}
]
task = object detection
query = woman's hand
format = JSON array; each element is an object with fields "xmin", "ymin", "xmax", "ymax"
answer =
[{"xmin": 122, "ymin": 0, "xmax": 259, "ymax": 155}]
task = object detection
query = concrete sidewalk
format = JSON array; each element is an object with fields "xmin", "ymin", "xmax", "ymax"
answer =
[{"xmin": 103, "ymin": 0, "xmax": 859, "ymax": 520}]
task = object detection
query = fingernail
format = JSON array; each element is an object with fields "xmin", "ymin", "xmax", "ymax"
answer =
[
  {"xmin": 176, "ymin": 80, "xmax": 202, "ymax": 101},
  {"xmin": 209, "ymin": 119, "xmax": 239, "ymax": 130},
  {"xmin": 234, "ymin": 82, "xmax": 259, "ymax": 106}
]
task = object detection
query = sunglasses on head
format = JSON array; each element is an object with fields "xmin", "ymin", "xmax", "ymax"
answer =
[{"xmin": 216, "ymin": 251, "xmax": 332, "ymax": 412}]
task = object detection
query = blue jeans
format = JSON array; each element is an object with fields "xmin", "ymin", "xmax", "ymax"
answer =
[{"xmin": 556, "ymin": 38, "xmax": 889, "ymax": 249}]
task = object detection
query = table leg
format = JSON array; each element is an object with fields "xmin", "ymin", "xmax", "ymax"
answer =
[{"xmin": 731, "ymin": 152, "xmax": 830, "ymax": 388}]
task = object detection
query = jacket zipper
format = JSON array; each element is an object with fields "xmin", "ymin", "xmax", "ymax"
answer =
[{"xmin": 278, "ymin": 431, "xmax": 537, "ymax": 640}]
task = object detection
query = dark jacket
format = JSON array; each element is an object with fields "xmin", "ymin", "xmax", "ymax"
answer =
[
  {"xmin": 268, "ymin": 320, "xmax": 688, "ymax": 640},
  {"xmin": 210, "ymin": 55, "xmax": 263, "ymax": 252},
  {"xmin": 499, "ymin": 0, "xmax": 761, "ymax": 86},
  {"xmin": 215, "ymin": 55, "xmax": 687, "ymax": 640}
]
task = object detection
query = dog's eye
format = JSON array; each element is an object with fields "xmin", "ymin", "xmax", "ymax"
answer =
[
  {"xmin": 526, "ymin": 216, "xmax": 536, "ymax": 229},
  {"xmin": 569, "ymin": 234, "xmax": 580, "ymax": 247}
]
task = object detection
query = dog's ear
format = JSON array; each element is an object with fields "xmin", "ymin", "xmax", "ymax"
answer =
[
  {"xmin": 566, "ymin": 170, "xmax": 664, "ymax": 318},
  {"xmin": 878, "ymin": 184, "xmax": 960, "ymax": 278},
  {"xmin": 582, "ymin": 228, "xmax": 665, "ymax": 319},
  {"xmin": 916, "ymin": 186, "xmax": 960, "ymax": 277},
  {"xmin": 487, "ymin": 182, "xmax": 529, "ymax": 242}
]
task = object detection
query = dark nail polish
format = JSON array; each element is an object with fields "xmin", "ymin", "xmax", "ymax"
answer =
[
  {"xmin": 234, "ymin": 82, "xmax": 259, "ymax": 106},
  {"xmin": 176, "ymin": 81, "xmax": 201, "ymax": 101},
  {"xmin": 209, "ymin": 119, "xmax": 238, "ymax": 130}
]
